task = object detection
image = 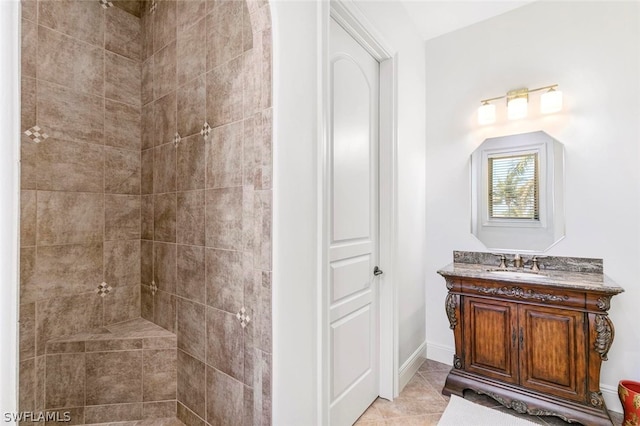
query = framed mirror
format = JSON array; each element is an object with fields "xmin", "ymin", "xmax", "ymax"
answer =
[{"xmin": 471, "ymin": 131, "xmax": 565, "ymax": 252}]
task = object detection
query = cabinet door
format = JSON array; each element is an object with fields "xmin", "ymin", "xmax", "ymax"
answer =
[
  {"xmin": 463, "ymin": 297, "xmax": 519, "ymax": 384},
  {"xmin": 518, "ymin": 305, "xmax": 586, "ymax": 402}
]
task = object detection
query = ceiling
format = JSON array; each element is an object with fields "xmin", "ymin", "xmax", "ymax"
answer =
[{"xmin": 399, "ymin": 0, "xmax": 537, "ymax": 40}]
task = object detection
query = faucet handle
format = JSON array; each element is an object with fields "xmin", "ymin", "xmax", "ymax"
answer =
[
  {"xmin": 493, "ymin": 253, "xmax": 507, "ymax": 269},
  {"xmin": 531, "ymin": 256, "xmax": 540, "ymax": 272}
]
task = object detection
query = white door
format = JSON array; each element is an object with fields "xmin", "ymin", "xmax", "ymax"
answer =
[{"xmin": 328, "ymin": 17, "xmax": 381, "ymax": 426}]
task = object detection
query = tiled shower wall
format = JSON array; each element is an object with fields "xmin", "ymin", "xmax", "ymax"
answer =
[
  {"xmin": 19, "ymin": 0, "xmax": 273, "ymax": 424},
  {"xmin": 138, "ymin": 0, "xmax": 272, "ymax": 425},
  {"xmin": 19, "ymin": 0, "xmax": 143, "ymax": 418}
]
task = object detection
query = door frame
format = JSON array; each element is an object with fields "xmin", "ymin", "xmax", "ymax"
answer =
[{"xmin": 319, "ymin": 1, "xmax": 398, "ymax": 423}]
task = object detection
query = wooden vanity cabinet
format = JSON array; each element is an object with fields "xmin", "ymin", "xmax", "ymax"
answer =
[{"xmin": 442, "ymin": 275, "xmax": 621, "ymax": 426}]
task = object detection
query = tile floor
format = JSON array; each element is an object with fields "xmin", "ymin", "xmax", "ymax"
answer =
[{"xmin": 354, "ymin": 359, "xmax": 624, "ymax": 426}]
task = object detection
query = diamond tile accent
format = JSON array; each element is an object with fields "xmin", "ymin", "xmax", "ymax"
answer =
[
  {"xmin": 99, "ymin": 0, "xmax": 114, "ymax": 8},
  {"xmin": 200, "ymin": 122, "xmax": 212, "ymax": 141},
  {"xmin": 24, "ymin": 125, "xmax": 50, "ymax": 144},
  {"xmin": 150, "ymin": 280, "xmax": 158, "ymax": 296},
  {"xmin": 149, "ymin": 0, "xmax": 157, "ymax": 14},
  {"xmin": 236, "ymin": 307, "xmax": 250, "ymax": 329},
  {"xmin": 173, "ymin": 133, "xmax": 181, "ymax": 148},
  {"xmin": 96, "ymin": 282, "xmax": 113, "ymax": 297}
]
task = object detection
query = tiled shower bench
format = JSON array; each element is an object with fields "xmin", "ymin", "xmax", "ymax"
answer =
[{"xmin": 42, "ymin": 318, "xmax": 179, "ymax": 425}]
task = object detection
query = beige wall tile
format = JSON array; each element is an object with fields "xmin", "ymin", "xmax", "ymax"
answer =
[
  {"xmin": 177, "ymin": 135, "xmax": 205, "ymax": 191},
  {"xmin": 106, "ymin": 6, "xmax": 141, "ymax": 61},
  {"xmin": 35, "ymin": 292, "xmax": 103, "ymax": 356},
  {"xmin": 20, "ymin": 190, "xmax": 36, "ymax": 247},
  {"xmin": 84, "ymin": 402, "xmax": 143, "ymax": 424},
  {"xmin": 205, "ymin": 365, "xmax": 244, "ymax": 425},
  {"xmin": 206, "ymin": 307, "xmax": 243, "ymax": 381},
  {"xmin": 176, "ymin": 1, "xmax": 205, "ymax": 33},
  {"xmin": 45, "ymin": 353, "xmax": 85, "ymax": 409},
  {"xmin": 85, "ymin": 350, "xmax": 143, "ymax": 405},
  {"xmin": 85, "ymin": 339, "xmax": 142, "ymax": 353},
  {"xmin": 177, "ymin": 401, "xmax": 206, "ymax": 426},
  {"xmin": 254, "ymin": 190, "xmax": 272, "ymax": 271},
  {"xmin": 142, "ymin": 57, "xmax": 154, "ymax": 106},
  {"xmin": 37, "ymin": 25, "xmax": 104, "ymax": 97},
  {"xmin": 153, "ymin": 143, "xmax": 177, "ymax": 193},
  {"xmin": 206, "ymin": 121, "xmax": 243, "ymax": 189},
  {"xmin": 154, "ymin": 290, "xmax": 177, "ymax": 333},
  {"xmin": 141, "ymin": 148, "xmax": 154, "ymax": 194},
  {"xmin": 261, "ymin": 27, "xmax": 273, "ymax": 109},
  {"xmin": 153, "ymin": 92, "xmax": 177, "ymax": 147},
  {"xmin": 259, "ymin": 108, "xmax": 273, "ymax": 190},
  {"xmin": 177, "ymin": 350, "xmax": 205, "ymax": 418},
  {"xmin": 205, "ymin": 187, "xmax": 243, "ymax": 249},
  {"xmin": 177, "ymin": 18, "xmax": 205, "ymax": 88},
  {"xmin": 176, "ymin": 190, "xmax": 205, "ymax": 247},
  {"xmin": 37, "ymin": 81, "xmax": 104, "ymax": 146},
  {"xmin": 140, "ymin": 239, "xmax": 153, "ymax": 285},
  {"xmin": 46, "ymin": 341, "xmax": 85, "ymax": 355},
  {"xmin": 143, "ymin": 335, "xmax": 177, "ymax": 350},
  {"xmin": 105, "ymin": 100, "xmax": 141, "ymax": 150},
  {"xmin": 176, "ymin": 298, "xmax": 205, "ymax": 361},
  {"xmin": 21, "ymin": 0, "xmax": 37, "ymax": 22},
  {"xmin": 242, "ymin": 1, "xmax": 253, "ymax": 52},
  {"xmin": 142, "ymin": 103, "xmax": 155, "ymax": 150},
  {"xmin": 38, "ymin": 0, "xmax": 104, "ymax": 47},
  {"xmin": 143, "ymin": 349, "xmax": 177, "ymax": 401},
  {"xmin": 153, "ymin": 41, "xmax": 177, "ymax": 100},
  {"xmin": 242, "ymin": 46, "xmax": 261, "ymax": 117},
  {"xmin": 106, "ymin": 51, "xmax": 142, "ymax": 107},
  {"xmin": 37, "ymin": 191, "xmax": 103, "ymax": 245},
  {"xmin": 153, "ymin": 0, "xmax": 176, "ymax": 53},
  {"xmin": 177, "ymin": 75, "xmax": 206, "ymax": 138},
  {"xmin": 105, "ymin": 146, "xmax": 141, "ymax": 194},
  {"xmin": 105, "ymin": 194, "xmax": 141, "ymax": 241},
  {"xmin": 104, "ymin": 285, "xmax": 142, "ymax": 325},
  {"xmin": 21, "ymin": 136, "xmax": 37, "ymax": 190},
  {"xmin": 206, "ymin": 1, "xmax": 242, "ymax": 70},
  {"xmin": 141, "ymin": 194, "xmax": 154, "ymax": 240},
  {"xmin": 206, "ymin": 56, "xmax": 243, "ymax": 127},
  {"xmin": 153, "ymin": 242, "xmax": 176, "ymax": 293},
  {"xmin": 143, "ymin": 400, "xmax": 177, "ymax": 419},
  {"xmin": 205, "ymin": 248, "xmax": 243, "ymax": 314},
  {"xmin": 21, "ymin": 76, "xmax": 36, "ymax": 132},
  {"xmin": 21, "ymin": 18, "xmax": 36, "ymax": 78},
  {"xmin": 20, "ymin": 302, "xmax": 36, "ymax": 360},
  {"xmin": 36, "ymin": 139, "xmax": 104, "ymax": 192},
  {"xmin": 259, "ymin": 271, "xmax": 272, "ymax": 352},
  {"xmin": 141, "ymin": 284, "xmax": 154, "ymax": 322},
  {"xmin": 21, "ymin": 243, "xmax": 103, "ymax": 305},
  {"xmin": 19, "ymin": 358, "xmax": 35, "ymax": 412},
  {"xmin": 104, "ymin": 240, "xmax": 141, "ymax": 288},
  {"xmin": 154, "ymin": 193, "xmax": 177, "ymax": 242},
  {"xmin": 176, "ymin": 244, "xmax": 205, "ymax": 303}
]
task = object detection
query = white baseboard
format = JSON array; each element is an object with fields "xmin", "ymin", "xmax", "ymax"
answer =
[
  {"xmin": 601, "ymin": 383, "xmax": 622, "ymax": 413},
  {"xmin": 424, "ymin": 341, "xmax": 623, "ymax": 415},
  {"xmin": 426, "ymin": 341, "xmax": 454, "ymax": 366},
  {"xmin": 399, "ymin": 341, "xmax": 427, "ymax": 392}
]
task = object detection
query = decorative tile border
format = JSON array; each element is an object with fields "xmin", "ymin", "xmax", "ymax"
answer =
[
  {"xmin": 200, "ymin": 122, "xmax": 212, "ymax": 141},
  {"xmin": 98, "ymin": 0, "xmax": 114, "ymax": 9},
  {"xmin": 150, "ymin": 281, "xmax": 158, "ymax": 296},
  {"xmin": 96, "ymin": 282, "xmax": 112, "ymax": 297},
  {"xmin": 24, "ymin": 125, "xmax": 49, "ymax": 144},
  {"xmin": 173, "ymin": 133, "xmax": 181, "ymax": 148},
  {"xmin": 236, "ymin": 307, "xmax": 250, "ymax": 328}
]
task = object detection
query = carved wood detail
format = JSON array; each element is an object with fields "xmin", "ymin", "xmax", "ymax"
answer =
[
  {"xmin": 596, "ymin": 296, "xmax": 611, "ymax": 311},
  {"xmin": 590, "ymin": 391, "xmax": 605, "ymax": 408},
  {"xmin": 470, "ymin": 285, "xmax": 569, "ymax": 302},
  {"xmin": 594, "ymin": 314, "xmax": 614, "ymax": 361},
  {"xmin": 445, "ymin": 293, "xmax": 457, "ymax": 329},
  {"xmin": 477, "ymin": 390, "xmax": 571, "ymax": 421},
  {"xmin": 453, "ymin": 354, "xmax": 461, "ymax": 369}
]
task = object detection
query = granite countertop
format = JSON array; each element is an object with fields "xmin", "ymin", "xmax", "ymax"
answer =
[{"xmin": 437, "ymin": 251, "xmax": 624, "ymax": 294}]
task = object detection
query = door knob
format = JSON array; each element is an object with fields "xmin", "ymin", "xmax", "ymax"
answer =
[{"xmin": 373, "ymin": 266, "xmax": 384, "ymax": 276}]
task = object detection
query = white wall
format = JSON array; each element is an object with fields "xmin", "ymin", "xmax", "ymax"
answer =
[
  {"xmin": 353, "ymin": 0, "xmax": 427, "ymax": 374},
  {"xmin": 0, "ymin": 1, "xmax": 21, "ymax": 421},
  {"xmin": 424, "ymin": 1, "xmax": 640, "ymax": 412},
  {"xmin": 272, "ymin": 0, "xmax": 427, "ymax": 421}
]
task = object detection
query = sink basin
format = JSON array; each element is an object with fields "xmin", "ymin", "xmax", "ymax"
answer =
[{"xmin": 487, "ymin": 270, "xmax": 548, "ymax": 279}]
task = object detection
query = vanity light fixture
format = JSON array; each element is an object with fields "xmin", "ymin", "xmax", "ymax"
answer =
[{"xmin": 478, "ymin": 84, "xmax": 562, "ymax": 125}]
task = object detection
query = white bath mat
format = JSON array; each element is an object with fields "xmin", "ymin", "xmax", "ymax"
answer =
[{"xmin": 437, "ymin": 394, "xmax": 540, "ymax": 426}]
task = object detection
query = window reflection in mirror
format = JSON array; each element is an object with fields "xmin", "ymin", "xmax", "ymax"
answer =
[{"xmin": 471, "ymin": 131, "xmax": 565, "ymax": 252}]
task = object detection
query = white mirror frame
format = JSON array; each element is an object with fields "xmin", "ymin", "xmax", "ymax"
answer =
[{"xmin": 471, "ymin": 131, "xmax": 565, "ymax": 253}]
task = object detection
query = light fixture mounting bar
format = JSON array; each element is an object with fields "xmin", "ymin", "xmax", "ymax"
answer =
[{"xmin": 480, "ymin": 84, "xmax": 559, "ymax": 105}]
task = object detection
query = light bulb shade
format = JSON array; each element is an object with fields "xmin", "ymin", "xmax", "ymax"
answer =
[
  {"xmin": 541, "ymin": 89, "xmax": 563, "ymax": 114},
  {"xmin": 507, "ymin": 97, "xmax": 528, "ymax": 120},
  {"xmin": 478, "ymin": 103, "xmax": 496, "ymax": 125}
]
